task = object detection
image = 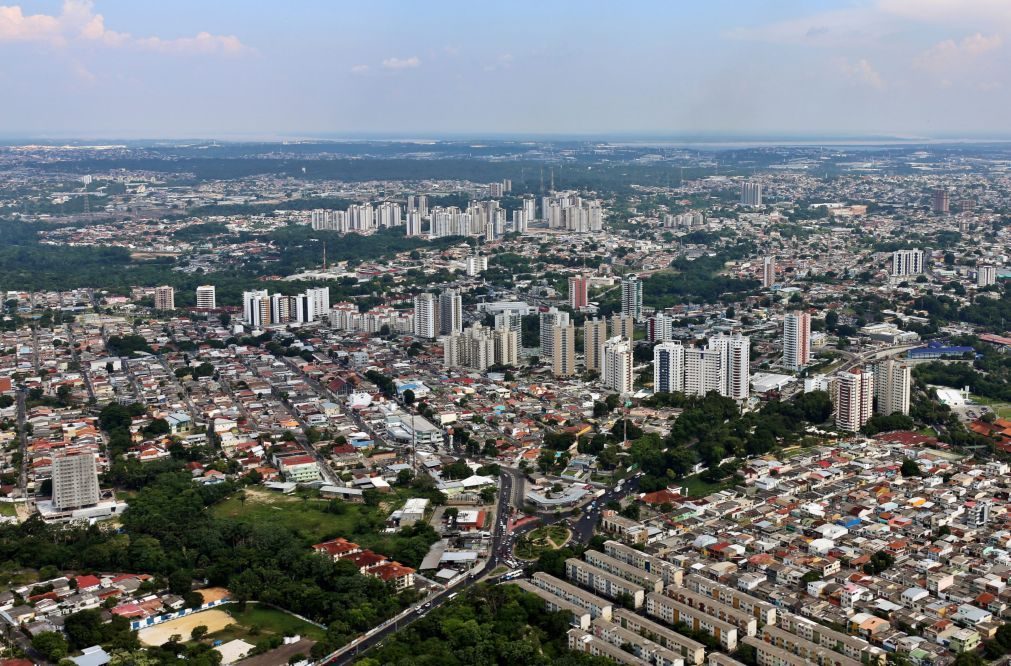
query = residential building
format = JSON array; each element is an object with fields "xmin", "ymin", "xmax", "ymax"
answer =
[
  {"xmin": 439, "ymin": 289, "xmax": 463, "ymax": 336},
  {"xmin": 569, "ymin": 275, "xmax": 590, "ymax": 310},
  {"xmin": 762, "ymin": 256, "xmax": 776, "ymax": 288},
  {"xmin": 153, "ymin": 285, "xmax": 175, "ymax": 311},
  {"xmin": 654, "ymin": 341, "xmax": 685, "ymax": 394},
  {"xmin": 583, "ymin": 318, "xmax": 609, "ymax": 374},
  {"xmin": 874, "ymin": 359, "xmax": 911, "ymax": 416},
  {"xmin": 51, "ymin": 452, "xmax": 100, "ymax": 511},
  {"xmin": 892, "ymin": 249, "xmax": 924, "ymax": 276},
  {"xmin": 602, "ymin": 336, "xmax": 634, "ymax": 395},
  {"xmin": 540, "ymin": 307, "xmax": 570, "ymax": 358},
  {"xmin": 978, "ymin": 264, "xmax": 997, "ymax": 287},
  {"xmin": 835, "ymin": 367, "xmax": 874, "ymax": 431},
  {"xmin": 783, "ymin": 311, "xmax": 811, "ymax": 371},
  {"xmin": 413, "ymin": 293, "xmax": 438, "ymax": 339},
  {"xmin": 620, "ymin": 274, "xmax": 642, "ymax": 321},
  {"xmin": 195, "ymin": 285, "xmax": 216, "ymax": 310},
  {"xmin": 741, "ymin": 180, "xmax": 763, "ymax": 207},
  {"xmin": 552, "ymin": 324, "xmax": 576, "ymax": 377}
]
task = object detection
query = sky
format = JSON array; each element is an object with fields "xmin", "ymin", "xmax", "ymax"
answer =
[{"xmin": 2, "ymin": 0, "xmax": 1011, "ymax": 139}]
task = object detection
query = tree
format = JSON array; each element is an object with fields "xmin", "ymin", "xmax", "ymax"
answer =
[
  {"xmin": 191, "ymin": 625, "xmax": 209, "ymax": 640},
  {"xmin": 402, "ymin": 389, "xmax": 415, "ymax": 406},
  {"xmin": 900, "ymin": 458, "xmax": 922, "ymax": 478},
  {"xmin": 33, "ymin": 631, "xmax": 68, "ymax": 661}
]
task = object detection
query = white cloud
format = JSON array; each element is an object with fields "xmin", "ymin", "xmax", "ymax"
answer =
[
  {"xmin": 382, "ymin": 56, "xmax": 420, "ymax": 69},
  {"xmin": 0, "ymin": 0, "xmax": 247, "ymax": 55},
  {"xmin": 836, "ymin": 58, "xmax": 885, "ymax": 90},
  {"xmin": 350, "ymin": 64, "xmax": 369, "ymax": 74},
  {"xmin": 917, "ymin": 33, "xmax": 1002, "ymax": 73}
]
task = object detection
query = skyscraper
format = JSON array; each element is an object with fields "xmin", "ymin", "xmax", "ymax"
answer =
[
  {"xmin": 740, "ymin": 180, "xmax": 763, "ymax": 207},
  {"xmin": 653, "ymin": 341, "xmax": 685, "ymax": 394},
  {"xmin": 439, "ymin": 289, "xmax": 463, "ymax": 335},
  {"xmin": 413, "ymin": 293, "xmax": 438, "ymax": 339},
  {"xmin": 602, "ymin": 336, "xmax": 634, "ymax": 395},
  {"xmin": 977, "ymin": 264, "xmax": 997, "ymax": 287},
  {"xmin": 243, "ymin": 290, "xmax": 270, "ymax": 328},
  {"xmin": 891, "ymin": 249, "xmax": 924, "ymax": 276},
  {"xmin": 551, "ymin": 324, "xmax": 576, "ymax": 377},
  {"xmin": 583, "ymin": 318, "xmax": 608, "ymax": 374},
  {"xmin": 835, "ymin": 368, "xmax": 874, "ymax": 432},
  {"xmin": 539, "ymin": 307, "xmax": 570, "ymax": 358},
  {"xmin": 154, "ymin": 285, "xmax": 175, "ymax": 311},
  {"xmin": 620, "ymin": 274, "xmax": 642, "ymax": 321},
  {"xmin": 51, "ymin": 452, "xmax": 100, "ymax": 511},
  {"xmin": 783, "ymin": 311, "xmax": 811, "ymax": 371},
  {"xmin": 762, "ymin": 256, "xmax": 776, "ymax": 288},
  {"xmin": 712, "ymin": 332, "xmax": 750, "ymax": 400},
  {"xmin": 569, "ymin": 275, "xmax": 590, "ymax": 310},
  {"xmin": 931, "ymin": 188, "xmax": 950, "ymax": 214},
  {"xmin": 874, "ymin": 359, "xmax": 911, "ymax": 416},
  {"xmin": 195, "ymin": 285, "xmax": 216, "ymax": 310}
]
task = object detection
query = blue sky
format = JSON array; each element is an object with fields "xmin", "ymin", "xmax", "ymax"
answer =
[{"xmin": 2, "ymin": 0, "xmax": 1010, "ymax": 138}]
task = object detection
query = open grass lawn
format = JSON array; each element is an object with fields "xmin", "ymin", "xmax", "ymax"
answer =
[
  {"xmin": 970, "ymin": 395, "xmax": 1011, "ymax": 418},
  {"xmin": 514, "ymin": 525, "xmax": 571, "ymax": 560},
  {"xmin": 681, "ymin": 473, "xmax": 735, "ymax": 498},
  {"xmin": 0, "ymin": 503, "xmax": 17, "ymax": 517},
  {"xmin": 210, "ymin": 488, "xmax": 384, "ymax": 544},
  {"xmin": 222, "ymin": 604, "xmax": 325, "ymax": 641}
]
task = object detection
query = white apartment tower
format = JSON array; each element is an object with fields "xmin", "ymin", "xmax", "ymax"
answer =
[
  {"xmin": 783, "ymin": 311, "xmax": 811, "ymax": 371},
  {"xmin": 891, "ymin": 249, "xmax": 924, "ymax": 276},
  {"xmin": 243, "ymin": 290, "xmax": 270, "ymax": 328},
  {"xmin": 684, "ymin": 347, "xmax": 723, "ymax": 397},
  {"xmin": 712, "ymin": 332, "xmax": 751, "ymax": 400},
  {"xmin": 835, "ymin": 368, "xmax": 874, "ymax": 432},
  {"xmin": 540, "ymin": 307, "xmax": 570, "ymax": 358},
  {"xmin": 654, "ymin": 341, "xmax": 685, "ymax": 394},
  {"xmin": 406, "ymin": 210, "xmax": 423, "ymax": 237},
  {"xmin": 602, "ymin": 336, "xmax": 634, "ymax": 395},
  {"xmin": 740, "ymin": 180, "xmax": 763, "ymax": 206},
  {"xmin": 874, "ymin": 359, "xmax": 911, "ymax": 416},
  {"xmin": 195, "ymin": 285, "xmax": 216, "ymax": 310},
  {"xmin": 621, "ymin": 274, "xmax": 643, "ymax": 321},
  {"xmin": 762, "ymin": 256, "xmax": 776, "ymax": 288},
  {"xmin": 154, "ymin": 285, "xmax": 175, "ymax": 311},
  {"xmin": 978, "ymin": 264, "xmax": 997, "ymax": 287},
  {"xmin": 413, "ymin": 293, "xmax": 438, "ymax": 339},
  {"xmin": 51, "ymin": 452, "xmax": 100, "ymax": 511}
]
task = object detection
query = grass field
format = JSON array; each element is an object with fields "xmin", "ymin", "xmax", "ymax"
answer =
[
  {"xmin": 211, "ymin": 488, "xmax": 383, "ymax": 544},
  {"xmin": 681, "ymin": 473, "xmax": 736, "ymax": 498},
  {"xmin": 515, "ymin": 525, "xmax": 571, "ymax": 559},
  {"xmin": 208, "ymin": 604, "xmax": 326, "ymax": 644},
  {"xmin": 971, "ymin": 395, "xmax": 1011, "ymax": 418},
  {"xmin": 0, "ymin": 503, "xmax": 17, "ymax": 517}
]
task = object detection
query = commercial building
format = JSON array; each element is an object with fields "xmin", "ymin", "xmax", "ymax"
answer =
[
  {"xmin": 783, "ymin": 312, "xmax": 811, "ymax": 371},
  {"xmin": 153, "ymin": 285, "xmax": 175, "ymax": 311},
  {"xmin": 51, "ymin": 452, "xmax": 100, "ymax": 511},
  {"xmin": 602, "ymin": 336, "xmax": 634, "ymax": 395}
]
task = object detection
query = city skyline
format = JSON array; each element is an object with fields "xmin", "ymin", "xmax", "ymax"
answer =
[{"xmin": 5, "ymin": 0, "xmax": 1011, "ymax": 138}]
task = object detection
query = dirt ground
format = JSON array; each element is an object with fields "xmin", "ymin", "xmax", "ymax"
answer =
[{"xmin": 138, "ymin": 609, "xmax": 235, "ymax": 646}]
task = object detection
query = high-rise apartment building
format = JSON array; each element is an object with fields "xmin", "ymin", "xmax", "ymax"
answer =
[
  {"xmin": 494, "ymin": 312, "xmax": 523, "ymax": 335},
  {"xmin": 712, "ymin": 332, "xmax": 750, "ymax": 400},
  {"xmin": 647, "ymin": 313, "xmax": 675, "ymax": 343},
  {"xmin": 413, "ymin": 293, "xmax": 438, "ymax": 339},
  {"xmin": 740, "ymin": 180, "xmax": 763, "ymax": 207},
  {"xmin": 551, "ymin": 324, "xmax": 576, "ymax": 377},
  {"xmin": 154, "ymin": 285, "xmax": 175, "ymax": 311},
  {"xmin": 874, "ymin": 359, "xmax": 911, "ymax": 416},
  {"xmin": 653, "ymin": 341, "xmax": 685, "ymax": 394},
  {"xmin": 762, "ymin": 256, "xmax": 776, "ymax": 288},
  {"xmin": 610, "ymin": 314, "xmax": 635, "ymax": 341},
  {"xmin": 892, "ymin": 249, "xmax": 924, "ymax": 276},
  {"xmin": 243, "ymin": 290, "xmax": 270, "ymax": 328},
  {"xmin": 783, "ymin": 311, "xmax": 811, "ymax": 371},
  {"xmin": 620, "ymin": 274, "xmax": 642, "ymax": 321},
  {"xmin": 465, "ymin": 255, "xmax": 488, "ymax": 276},
  {"xmin": 540, "ymin": 307, "xmax": 570, "ymax": 358},
  {"xmin": 406, "ymin": 210, "xmax": 423, "ymax": 237},
  {"xmin": 602, "ymin": 336, "xmax": 634, "ymax": 395},
  {"xmin": 51, "ymin": 452, "xmax": 100, "ymax": 511},
  {"xmin": 583, "ymin": 318, "xmax": 609, "ymax": 374},
  {"xmin": 569, "ymin": 275, "xmax": 590, "ymax": 310},
  {"xmin": 931, "ymin": 188, "xmax": 950, "ymax": 214},
  {"xmin": 977, "ymin": 264, "xmax": 997, "ymax": 287},
  {"xmin": 684, "ymin": 347, "xmax": 723, "ymax": 397},
  {"xmin": 835, "ymin": 368, "xmax": 874, "ymax": 432},
  {"xmin": 195, "ymin": 285, "xmax": 216, "ymax": 310},
  {"xmin": 439, "ymin": 289, "xmax": 463, "ymax": 336}
]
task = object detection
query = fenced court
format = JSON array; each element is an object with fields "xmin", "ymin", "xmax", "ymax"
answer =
[{"xmin": 138, "ymin": 609, "xmax": 235, "ymax": 646}]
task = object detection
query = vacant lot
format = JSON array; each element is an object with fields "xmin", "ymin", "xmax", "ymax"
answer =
[
  {"xmin": 139, "ymin": 609, "xmax": 235, "ymax": 646},
  {"xmin": 211, "ymin": 488, "xmax": 383, "ymax": 544}
]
